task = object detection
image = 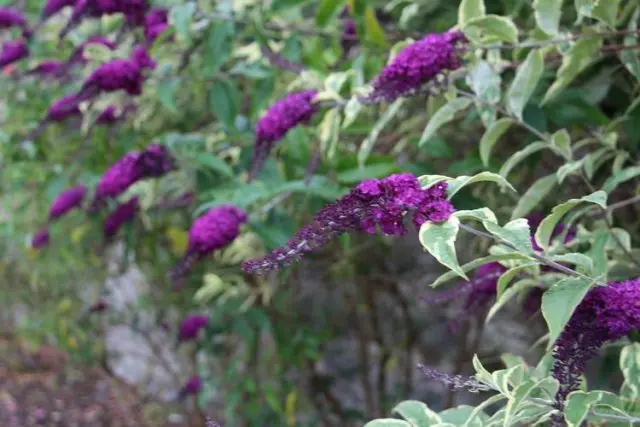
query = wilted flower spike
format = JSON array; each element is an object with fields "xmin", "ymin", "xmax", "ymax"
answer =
[
  {"xmin": 243, "ymin": 174, "xmax": 454, "ymax": 274},
  {"xmin": 0, "ymin": 40, "xmax": 28, "ymax": 68},
  {"xmin": 178, "ymin": 314, "xmax": 209, "ymax": 342},
  {"xmin": 249, "ymin": 90, "xmax": 318, "ymax": 181},
  {"xmin": 49, "ymin": 185, "xmax": 87, "ymax": 220},
  {"xmin": 103, "ymin": 197, "xmax": 139, "ymax": 238},
  {"xmin": 552, "ymin": 278, "xmax": 640, "ymax": 410},
  {"xmin": 417, "ymin": 364, "xmax": 490, "ymax": 392},
  {"xmin": 365, "ymin": 31, "xmax": 465, "ymax": 103},
  {"xmin": 32, "ymin": 229, "xmax": 50, "ymax": 249},
  {"xmin": 170, "ymin": 205, "xmax": 247, "ymax": 281}
]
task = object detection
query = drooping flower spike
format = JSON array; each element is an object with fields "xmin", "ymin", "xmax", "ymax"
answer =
[
  {"xmin": 0, "ymin": 8, "xmax": 27, "ymax": 31},
  {"xmin": 364, "ymin": 30, "xmax": 466, "ymax": 103},
  {"xmin": 144, "ymin": 8, "xmax": 169, "ymax": 43},
  {"xmin": 49, "ymin": 185, "xmax": 87, "ymax": 220},
  {"xmin": 243, "ymin": 174, "xmax": 454, "ymax": 274},
  {"xmin": 0, "ymin": 40, "xmax": 28, "ymax": 68},
  {"xmin": 170, "ymin": 205, "xmax": 248, "ymax": 281},
  {"xmin": 551, "ymin": 278, "xmax": 640, "ymax": 411},
  {"xmin": 103, "ymin": 196, "xmax": 139, "ymax": 238},
  {"xmin": 177, "ymin": 314, "xmax": 209, "ymax": 343},
  {"xmin": 32, "ymin": 229, "xmax": 50, "ymax": 249},
  {"xmin": 46, "ymin": 94, "xmax": 84, "ymax": 122},
  {"xmin": 248, "ymin": 90, "xmax": 318, "ymax": 181}
]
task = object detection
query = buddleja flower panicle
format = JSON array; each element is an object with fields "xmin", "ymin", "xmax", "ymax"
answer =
[
  {"xmin": 417, "ymin": 364, "xmax": 490, "ymax": 392},
  {"xmin": 243, "ymin": 174, "xmax": 454, "ymax": 274},
  {"xmin": 103, "ymin": 197, "xmax": 139, "ymax": 238},
  {"xmin": 49, "ymin": 185, "xmax": 87, "ymax": 220},
  {"xmin": 0, "ymin": 39, "xmax": 28, "ymax": 68},
  {"xmin": 364, "ymin": 30, "xmax": 466, "ymax": 103}
]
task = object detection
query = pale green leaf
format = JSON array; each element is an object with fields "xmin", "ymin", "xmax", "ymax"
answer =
[
  {"xmin": 574, "ymin": 0, "xmax": 596, "ymax": 22},
  {"xmin": 343, "ymin": 97, "xmax": 362, "ymax": 128},
  {"xmin": 468, "ymin": 61, "xmax": 501, "ymax": 127},
  {"xmin": 564, "ymin": 391, "xmax": 605, "ymax": 427},
  {"xmin": 602, "ymin": 166, "xmax": 640, "ymax": 193},
  {"xmin": 393, "ymin": 400, "xmax": 442, "ymax": 426},
  {"xmin": 533, "ymin": 0, "xmax": 564, "ymax": 35},
  {"xmin": 458, "ymin": 0, "xmax": 486, "ymax": 26},
  {"xmin": 557, "ymin": 161, "xmax": 583, "ymax": 184},
  {"xmin": 364, "ymin": 7, "xmax": 388, "ymax": 47},
  {"xmin": 620, "ymin": 9, "xmax": 640, "ymax": 81},
  {"xmin": 507, "ymin": 50, "xmax": 544, "ymax": 120},
  {"xmin": 464, "ymin": 15, "xmax": 519, "ymax": 44},
  {"xmin": 419, "ymin": 98, "xmax": 472, "ymax": 146},
  {"xmin": 497, "ymin": 265, "xmax": 538, "ymax": 298},
  {"xmin": 318, "ymin": 109, "xmax": 342, "ymax": 161},
  {"xmin": 589, "ymin": 231, "xmax": 608, "ymax": 279},
  {"xmin": 511, "ymin": 174, "xmax": 556, "ymax": 220},
  {"xmin": 551, "ymin": 253, "xmax": 593, "ymax": 275},
  {"xmin": 480, "ymin": 118, "xmax": 514, "ymax": 166},
  {"xmin": 592, "ymin": 0, "xmax": 620, "ymax": 27},
  {"xmin": 440, "ymin": 405, "xmax": 489, "ymax": 426},
  {"xmin": 484, "ymin": 218, "xmax": 533, "ymax": 253},
  {"xmin": 472, "ymin": 354, "xmax": 495, "ymax": 386},
  {"xmin": 499, "ymin": 141, "xmax": 549, "ymax": 179},
  {"xmin": 429, "ymin": 253, "xmax": 531, "ymax": 287},
  {"xmin": 359, "ymin": 99, "xmax": 404, "ymax": 166},
  {"xmin": 364, "ymin": 420, "xmax": 412, "ymax": 427},
  {"xmin": 487, "ymin": 278, "xmax": 539, "ymax": 322},
  {"xmin": 419, "ymin": 216, "xmax": 467, "ymax": 279},
  {"xmin": 620, "ymin": 343, "xmax": 640, "ymax": 414},
  {"xmin": 463, "ymin": 395, "xmax": 505, "ymax": 427},
  {"xmin": 447, "ymin": 172, "xmax": 516, "ymax": 198},
  {"xmin": 170, "ymin": 3, "xmax": 196, "ymax": 41},
  {"xmin": 542, "ymin": 278, "xmax": 594, "ymax": 347},
  {"xmin": 550, "ymin": 129, "xmax": 572, "ymax": 160},
  {"xmin": 453, "ymin": 208, "xmax": 498, "ymax": 224},
  {"xmin": 316, "ymin": 0, "xmax": 345, "ymax": 27}
]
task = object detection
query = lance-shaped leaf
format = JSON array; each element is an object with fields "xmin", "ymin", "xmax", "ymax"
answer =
[{"xmin": 419, "ymin": 216, "xmax": 467, "ymax": 279}]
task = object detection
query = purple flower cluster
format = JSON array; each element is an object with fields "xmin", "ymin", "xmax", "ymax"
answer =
[
  {"xmin": 68, "ymin": 0, "xmax": 149, "ymax": 29},
  {"xmin": 170, "ymin": 205, "xmax": 247, "ymax": 280},
  {"xmin": 0, "ymin": 40, "xmax": 28, "ymax": 68},
  {"xmin": 91, "ymin": 144, "xmax": 175, "ymax": 209},
  {"xmin": 103, "ymin": 196, "xmax": 139, "ymax": 238},
  {"xmin": 243, "ymin": 174, "xmax": 454, "ymax": 274},
  {"xmin": 49, "ymin": 185, "xmax": 87, "ymax": 220},
  {"xmin": 0, "ymin": 8, "xmax": 26, "ymax": 30},
  {"xmin": 144, "ymin": 8, "xmax": 169, "ymax": 43},
  {"xmin": 32, "ymin": 229, "xmax": 50, "ymax": 249},
  {"xmin": 178, "ymin": 375, "xmax": 202, "ymax": 399},
  {"xmin": 249, "ymin": 90, "xmax": 318, "ymax": 180},
  {"xmin": 27, "ymin": 60, "xmax": 65, "ymax": 78},
  {"xmin": 365, "ymin": 31, "xmax": 465, "ymax": 103},
  {"xmin": 552, "ymin": 278, "xmax": 640, "ymax": 408},
  {"xmin": 82, "ymin": 45, "xmax": 155, "ymax": 96},
  {"xmin": 47, "ymin": 94, "xmax": 83, "ymax": 122},
  {"xmin": 178, "ymin": 314, "xmax": 209, "ymax": 342}
]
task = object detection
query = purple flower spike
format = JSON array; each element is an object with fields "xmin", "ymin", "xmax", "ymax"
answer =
[
  {"xmin": 103, "ymin": 197, "xmax": 139, "ymax": 238},
  {"xmin": 552, "ymin": 278, "xmax": 640, "ymax": 410},
  {"xmin": 243, "ymin": 174, "xmax": 454, "ymax": 274},
  {"xmin": 0, "ymin": 40, "xmax": 28, "ymax": 68},
  {"xmin": 178, "ymin": 375, "xmax": 202, "ymax": 399},
  {"xmin": 249, "ymin": 90, "xmax": 318, "ymax": 181},
  {"xmin": 27, "ymin": 60, "xmax": 65, "ymax": 77},
  {"xmin": 144, "ymin": 8, "xmax": 168, "ymax": 42},
  {"xmin": 32, "ymin": 229, "xmax": 50, "ymax": 249},
  {"xmin": 49, "ymin": 185, "xmax": 87, "ymax": 220},
  {"xmin": 47, "ymin": 94, "xmax": 83, "ymax": 122},
  {"xmin": 139, "ymin": 143, "xmax": 175, "ymax": 177},
  {"xmin": 365, "ymin": 31, "xmax": 465, "ymax": 103},
  {"xmin": 341, "ymin": 18, "xmax": 357, "ymax": 53},
  {"xmin": 178, "ymin": 314, "xmax": 209, "ymax": 342},
  {"xmin": 82, "ymin": 47, "xmax": 155, "ymax": 96},
  {"xmin": 93, "ymin": 152, "xmax": 143, "ymax": 207},
  {"xmin": 170, "ymin": 205, "xmax": 247, "ymax": 280},
  {"xmin": 130, "ymin": 44, "xmax": 156, "ymax": 70},
  {"xmin": 96, "ymin": 105, "xmax": 118, "ymax": 124},
  {"xmin": 0, "ymin": 8, "xmax": 27, "ymax": 30}
]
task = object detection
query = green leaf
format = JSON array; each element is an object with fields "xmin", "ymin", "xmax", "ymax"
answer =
[
  {"xmin": 316, "ymin": 0, "xmax": 345, "ymax": 27},
  {"xmin": 620, "ymin": 343, "xmax": 640, "ymax": 414},
  {"xmin": 533, "ymin": 0, "xmax": 564, "ymax": 35},
  {"xmin": 393, "ymin": 400, "xmax": 442, "ymax": 426},
  {"xmin": 169, "ymin": 3, "xmax": 196, "ymax": 41},
  {"xmin": 564, "ymin": 391, "xmax": 606, "ymax": 427},
  {"xmin": 472, "ymin": 354, "xmax": 494, "ymax": 386},
  {"xmin": 464, "ymin": 15, "xmax": 519, "ymax": 44},
  {"xmin": 195, "ymin": 153, "xmax": 234, "ymax": 177},
  {"xmin": 203, "ymin": 20, "xmax": 234, "ymax": 77},
  {"xmin": 343, "ymin": 97, "xmax": 362, "ymax": 128},
  {"xmin": 488, "ymin": 278, "xmax": 540, "ymax": 322},
  {"xmin": 364, "ymin": 7, "xmax": 388, "ymax": 47},
  {"xmin": 440, "ymin": 405, "xmax": 488, "ymax": 425},
  {"xmin": 589, "ymin": 231, "xmax": 608, "ymax": 279},
  {"xmin": 574, "ymin": 0, "xmax": 596, "ymax": 22},
  {"xmin": 499, "ymin": 141, "xmax": 549, "ymax": 179},
  {"xmin": 209, "ymin": 78, "xmax": 240, "ymax": 129},
  {"xmin": 550, "ymin": 129, "xmax": 572, "ymax": 160},
  {"xmin": 453, "ymin": 207, "xmax": 498, "ymax": 224},
  {"xmin": 497, "ymin": 265, "xmax": 538, "ymax": 298},
  {"xmin": 458, "ymin": 0, "xmax": 486, "ymax": 26},
  {"xmin": 542, "ymin": 277, "xmax": 594, "ymax": 347},
  {"xmin": 511, "ymin": 174, "xmax": 556, "ymax": 220},
  {"xmin": 429, "ymin": 253, "xmax": 530, "ymax": 287},
  {"xmin": 447, "ymin": 172, "xmax": 516, "ymax": 198},
  {"xmin": 158, "ymin": 78, "xmax": 180, "ymax": 114},
  {"xmin": 468, "ymin": 61, "xmax": 501, "ymax": 128},
  {"xmin": 620, "ymin": 9, "xmax": 640, "ymax": 81},
  {"xmin": 557, "ymin": 161, "xmax": 583, "ymax": 183},
  {"xmin": 364, "ymin": 421, "xmax": 412, "ymax": 427},
  {"xmin": 534, "ymin": 191, "xmax": 607, "ymax": 250},
  {"xmin": 551, "ymin": 253, "xmax": 593, "ymax": 275},
  {"xmin": 359, "ymin": 99, "xmax": 404, "ymax": 166},
  {"xmin": 602, "ymin": 166, "xmax": 640, "ymax": 193},
  {"xmin": 479, "ymin": 118, "xmax": 514, "ymax": 166},
  {"xmin": 542, "ymin": 37, "xmax": 602, "ymax": 104},
  {"xmin": 507, "ymin": 50, "xmax": 544, "ymax": 120},
  {"xmin": 419, "ymin": 98, "xmax": 472, "ymax": 146},
  {"xmin": 592, "ymin": 0, "xmax": 620, "ymax": 27},
  {"xmin": 318, "ymin": 108, "xmax": 342, "ymax": 161},
  {"xmin": 419, "ymin": 216, "xmax": 467, "ymax": 280},
  {"xmin": 484, "ymin": 218, "xmax": 533, "ymax": 253}
]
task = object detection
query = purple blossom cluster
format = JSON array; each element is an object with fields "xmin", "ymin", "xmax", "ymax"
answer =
[
  {"xmin": 144, "ymin": 8, "xmax": 169, "ymax": 43},
  {"xmin": 552, "ymin": 278, "xmax": 640, "ymax": 409},
  {"xmin": 249, "ymin": 90, "xmax": 318, "ymax": 180},
  {"xmin": 365, "ymin": 31, "xmax": 466, "ymax": 103},
  {"xmin": 46, "ymin": 94, "xmax": 83, "ymax": 122},
  {"xmin": 170, "ymin": 205, "xmax": 247, "ymax": 280},
  {"xmin": 103, "ymin": 196, "xmax": 139, "ymax": 238},
  {"xmin": 0, "ymin": 40, "xmax": 28, "ymax": 68},
  {"xmin": 91, "ymin": 144, "xmax": 175, "ymax": 209},
  {"xmin": 32, "ymin": 229, "xmax": 50, "ymax": 249},
  {"xmin": 178, "ymin": 314, "xmax": 209, "ymax": 342},
  {"xmin": 243, "ymin": 174, "xmax": 454, "ymax": 274},
  {"xmin": 82, "ymin": 44, "xmax": 155, "ymax": 96},
  {"xmin": 178, "ymin": 375, "xmax": 202, "ymax": 399},
  {"xmin": 49, "ymin": 185, "xmax": 87, "ymax": 220},
  {"xmin": 0, "ymin": 8, "xmax": 27, "ymax": 30}
]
